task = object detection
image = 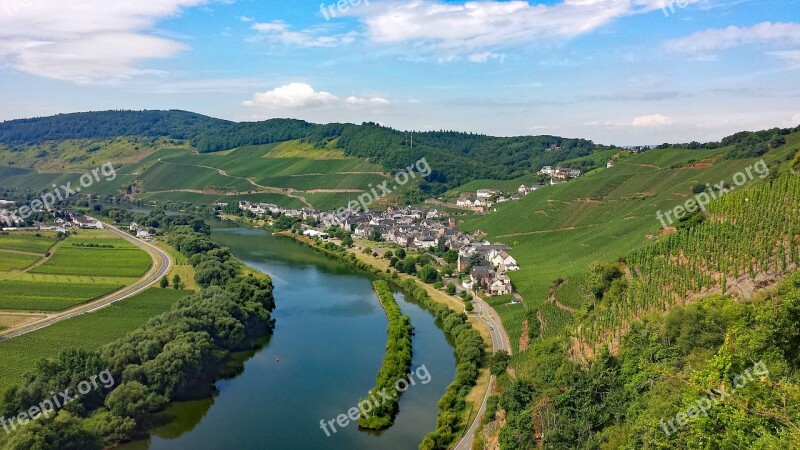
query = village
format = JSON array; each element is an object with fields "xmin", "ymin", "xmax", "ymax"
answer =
[{"xmin": 237, "ymin": 199, "xmax": 522, "ymax": 297}]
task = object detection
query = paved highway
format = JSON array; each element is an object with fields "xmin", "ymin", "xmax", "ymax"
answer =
[
  {"xmin": 0, "ymin": 219, "xmax": 172, "ymax": 341},
  {"xmin": 453, "ymin": 294, "xmax": 511, "ymax": 450}
]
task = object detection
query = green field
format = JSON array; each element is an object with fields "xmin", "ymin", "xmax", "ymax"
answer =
[
  {"xmin": 0, "ymin": 288, "xmax": 190, "ymax": 396},
  {"xmin": 0, "ymin": 251, "xmax": 41, "ymax": 271},
  {"xmin": 460, "ymin": 140, "xmax": 799, "ymax": 348},
  {"xmin": 29, "ymin": 246, "xmax": 151, "ymax": 277},
  {"xmin": 0, "ymin": 277, "xmax": 128, "ymax": 311},
  {"xmin": 0, "ymin": 229, "xmax": 151, "ymax": 311},
  {"xmin": 0, "ymin": 231, "xmax": 58, "ymax": 253}
]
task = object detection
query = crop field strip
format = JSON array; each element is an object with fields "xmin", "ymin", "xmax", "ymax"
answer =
[
  {"xmin": 0, "ymin": 229, "xmax": 151, "ymax": 312},
  {"xmin": 0, "ymin": 251, "xmax": 41, "ymax": 271},
  {"xmin": 0, "ymin": 288, "xmax": 190, "ymax": 398},
  {"xmin": 0, "ymin": 231, "xmax": 58, "ymax": 253}
]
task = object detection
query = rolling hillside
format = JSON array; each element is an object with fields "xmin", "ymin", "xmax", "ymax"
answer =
[
  {"xmin": 0, "ymin": 110, "xmax": 618, "ymax": 205},
  {"xmin": 459, "ymin": 129, "xmax": 800, "ymax": 349}
]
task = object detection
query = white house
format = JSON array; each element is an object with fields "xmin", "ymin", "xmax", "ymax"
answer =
[
  {"xmin": 136, "ymin": 230, "xmax": 152, "ymax": 240},
  {"xmin": 74, "ymin": 216, "xmax": 103, "ymax": 229},
  {"xmin": 490, "ymin": 279, "xmax": 513, "ymax": 296},
  {"xmin": 477, "ymin": 189, "xmax": 497, "ymax": 199},
  {"xmin": 607, "ymin": 160, "xmax": 616, "ymax": 169},
  {"xmin": 456, "ymin": 193, "xmax": 473, "ymax": 208},
  {"xmin": 490, "ymin": 250, "xmax": 519, "ymax": 271},
  {"xmin": 539, "ymin": 166, "xmax": 556, "ymax": 176}
]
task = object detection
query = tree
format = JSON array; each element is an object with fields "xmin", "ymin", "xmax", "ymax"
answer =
[
  {"xmin": 369, "ymin": 228, "xmax": 383, "ymax": 242},
  {"xmin": 446, "ymin": 283, "xmax": 457, "ymax": 295},
  {"xmin": 490, "ymin": 350, "xmax": 511, "ymax": 376},
  {"xmin": 418, "ymin": 265, "xmax": 440, "ymax": 283},
  {"xmin": 468, "ymin": 253, "xmax": 485, "ymax": 269},
  {"xmin": 172, "ymin": 274, "xmax": 183, "ymax": 290},
  {"xmin": 160, "ymin": 276, "xmax": 169, "ymax": 288},
  {"xmin": 341, "ymin": 233, "xmax": 353, "ymax": 248}
]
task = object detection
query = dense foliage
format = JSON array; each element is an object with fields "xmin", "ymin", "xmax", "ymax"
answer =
[
  {"xmin": 495, "ymin": 273, "xmax": 800, "ymax": 449},
  {"xmin": 357, "ymin": 281, "xmax": 414, "ymax": 430}
]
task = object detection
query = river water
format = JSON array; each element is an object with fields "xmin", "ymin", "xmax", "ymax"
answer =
[{"xmin": 123, "ymin": 224, "xmax": 455, "ymax": 450}]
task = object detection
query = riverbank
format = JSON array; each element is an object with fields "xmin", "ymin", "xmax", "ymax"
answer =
[{"xmin": 284, "ymin": 232, "xmax": 492, "ymax": 449}]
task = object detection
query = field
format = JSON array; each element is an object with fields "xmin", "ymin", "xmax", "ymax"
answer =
[
  {"xmin": 0, "ymin": 231, "xmax": 58, "ymax": 253},
  {"xmin": 0, "ymin": 229, "xmax": 151, "ymax": 311},
  {"xmin": 459, "ymin": 140, "xmax": 799, "ymax": 349},
  {"xmin": 0, "ymin": 251, "xmax": 40, "ymax": 271},
  {"xmin": 0, "ymin": 288, "xmax": 190, "ymax": 397},
  {"xmin": 29, "ymin": 245, "xmax": 151, "ymax": 277}
]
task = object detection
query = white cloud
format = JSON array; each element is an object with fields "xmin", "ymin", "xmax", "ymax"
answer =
[
  {"xmin": 345, "ymin": 96, "xmax": 391, "ymax": 106},
  {"xmin": 250, "ymin": 21, "xmax": 357, "ymax": 47},
  {"xmin": 632, "ymin": 114, "xmax": 675, "ymax": 127},
  {"xmin": 666, "ymin": 22, "xmax": 800, "ymax": 59},
  {"xmin": 791, "ymin": 113, "xmax": 800, "ymax": 127},
  {"xmin": 243, "ymin": 83, "xmax": 390, "ymax": 110},
  {"xmin": 0, "ymin": 0, "xmax": 206, "ymax": 83},
  {"xmin": 243, "ymin": 83, "xmax": 339, "ymax": 109},
  {"xmin": 348, "ymin": 0, "xmax": 698, "ymax": 55},
  {"xmin": 467, "ymin": 52, "xmax": 505, "ymax": 63}
]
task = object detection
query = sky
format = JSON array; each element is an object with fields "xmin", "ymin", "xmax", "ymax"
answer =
[{"xmin": 0, "ymin": 0, "xmax": 799, "ymax": 145}]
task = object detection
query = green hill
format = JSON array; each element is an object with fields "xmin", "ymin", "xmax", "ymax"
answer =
[
  {"xmin": 0, "ymin": 111, "xmax": 620, "ymax": 202},
  {"xmin": 459, "ymin": 129, "xmax": 800, "ymax": 347}
]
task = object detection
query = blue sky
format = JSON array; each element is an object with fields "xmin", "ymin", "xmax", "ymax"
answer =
[{"xmin": 0, "ymin": 0, "xmax": 798, "ymax": 145}]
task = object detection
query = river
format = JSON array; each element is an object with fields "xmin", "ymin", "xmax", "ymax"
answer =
[{"xmin": 122, "ymin": 224, "xmax": 456, "ymax": 450}]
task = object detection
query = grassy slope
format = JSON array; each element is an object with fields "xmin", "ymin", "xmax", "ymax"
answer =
[
  {"xmin": 459, "ymin": 135, "xmax": 800, "ymax": 349},
  {"xmin": 118, "ymin": 141, "xmax": 392, "ymax": 209}
]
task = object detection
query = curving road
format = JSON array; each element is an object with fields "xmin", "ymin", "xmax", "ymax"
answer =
[
  {"xmin": 0, "ymin": 219, "xmax": 172, "ymax": 341},
  {"xmin": 453, "ymin": 294, "xmax": 511, "ymax": 450}
]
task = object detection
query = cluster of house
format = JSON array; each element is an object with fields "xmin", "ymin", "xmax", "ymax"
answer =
[
  {"xmin": 235, "ymin": 201, "xmax": 305, "ymax": 218},
  {"xmin": 458, "ymin": 242, "xmax": 520, "ymax": 296},
  {"xmin": 55, "ymin": 212, "xmax": 102, "ymax": 230},
  {"xmin": 235, "ymin": 200, "xmax": 523, "ymax": 297},
  {"xmin": 456, "ymin": 186, "xmax": 543, "ymax": 212},
  {"xmin": 538, "ymin": 166, "xmax": 582, "ymax": 184},
  {"xmin": 128, "ymin": 222, "xmax": 153, "ymax": 240}
]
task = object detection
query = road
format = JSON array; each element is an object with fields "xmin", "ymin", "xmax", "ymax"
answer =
[
  {"xmin": 0, "ymin": 219, "xmax": 172, "ymax": 341},
  {"xmin": 453, "ymin": 294, "xmax": 511, "ymax": 450}
]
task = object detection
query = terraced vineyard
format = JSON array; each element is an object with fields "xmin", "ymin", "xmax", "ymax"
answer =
[
  {"xmin": 126, "ymin": 142, "xmax": 392, "ymax": 209},
  {"xmin": 582, "ymin": 172, "xmax": 800, "ymax": 344}
]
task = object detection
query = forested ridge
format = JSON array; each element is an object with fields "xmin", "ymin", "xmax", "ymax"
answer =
[{"xmin": 0, "ymin": 110, "xmax": 612, "ymax": 194}]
